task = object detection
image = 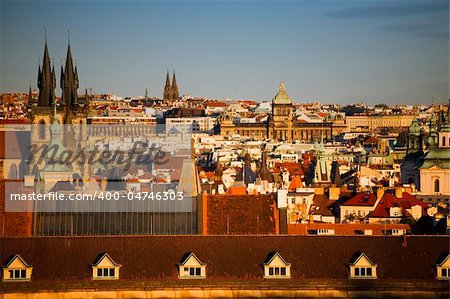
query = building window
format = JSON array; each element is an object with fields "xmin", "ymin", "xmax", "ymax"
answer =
[
  {"xmin": 38, "ymin": 120, "xmax": 46, "ymax": 140},
  {"xmin": 9, "ymin": 164, "xmax": 18, "ymax": 179},
  {"xmin": 436, "ymin": 253, "xmax": 450, "ymax": 280},
  {"xmin": 263, "ymin": 252, "xmax": 291, "ymax": 279},
  {"xmin": 178, "ymin": 252, "xmax": 206, "ymax": 279},
  {"xmin": 97, "ymin": 267, "xmax": 115, "ymax": 278},
  {"xmin": 91, "ymin": 253, "xmax": 121, "ymax": 280},
  {"xmin": 268, "ymin": 266, "xmax": 287, "ymax": 277},
  {"xmin": 2, "ymin": 254, "xmax": 33, "ymax": 282},
  {"xmin": 349, "ymin": 252, "xmax": 377, "ymax": 279},
  {"xmin": 443, "ymin": 136, "xmax": 446, "ymax": 146},
  {"xmin": 184, "ymin": 267, "xmax": 201, "ymax": 276},
  {"xmin": 8, "ymin": 269, "xmax": 27, "ymax": 280},
  {"xmin": 434, "ymin": 179, "xmax": 440, "ymax": 193}
]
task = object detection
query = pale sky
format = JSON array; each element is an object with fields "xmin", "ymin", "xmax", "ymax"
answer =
[{"xmin": 1, "ymin": 0, "xmax": 448, "ymax": 105}]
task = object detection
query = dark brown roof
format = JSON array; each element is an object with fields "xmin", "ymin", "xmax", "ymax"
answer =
[{"xmin": 0, "ymin": 235, "xmax": 448, "ymax": 285}]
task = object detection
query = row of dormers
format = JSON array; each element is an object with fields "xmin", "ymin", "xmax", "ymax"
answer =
[{"xmin": 3, "ymin": 251, "xmax": 450, "ymax": 282}]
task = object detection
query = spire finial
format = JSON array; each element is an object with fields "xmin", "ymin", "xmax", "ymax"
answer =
[
  {"xmin": 44, "ymin": 26, "xmax": 48, "ymax": 44},
  {"xmin": 67, "ymin": 28, "xmax": 70, "ymax": 45}
]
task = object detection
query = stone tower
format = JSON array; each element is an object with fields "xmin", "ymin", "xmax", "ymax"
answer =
[
  {"xmin": 163, "ymin": 71, "xmax": 179, "ymax": 102},
  {"xmin": 37, "ymin": 31, "xmax": 56, "ymax": 108},
  {"xmin": 60, "ymin": 32, "xmax": 79, "ymax": 108}
]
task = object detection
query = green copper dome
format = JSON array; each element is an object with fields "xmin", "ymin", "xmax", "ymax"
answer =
[
  {"xmin": 273, "ymin": 82, "xmax": 292, "ymax": 105},
  {"xmin": 420, "ymin": 148, "xmax": 450, "ymax": 169},
  {"xmin": 408, "ymin": 117, "xmax": 421, "ymax": 136}
]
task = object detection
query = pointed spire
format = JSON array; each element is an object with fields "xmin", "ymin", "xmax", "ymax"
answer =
[
  {"xmin": 163, "ymin": 70, "xmax": 171, "ymax": 101},
  {"xmin": 61, "ymin": 30, "xmax": 79, "ymax": 108},
  {"xmin": 172, "ymin": 70, "xmax": 178, "ymax": 90},
  {"xmin": 144, "ymin": 88, "xmax": 148, "ymax": 100},
  {"xmin": 38, "ymin": 26, "xmax": 54, "ymax": 107},
  {"xmin": 165, "ymin": 70, "xmax": 171, "ymax": 87},
  {"xmin": 171, "ymin": 70, "xmax": 179, "ymax": 101},
  {"xmin": 28, "ymin": 81, "xmax": 33, "ymax": 107}
]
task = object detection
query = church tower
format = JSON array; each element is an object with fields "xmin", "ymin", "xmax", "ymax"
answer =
[
  {"xmin": 163, "ymin": 71, "xmax": 171, "ymax": 101},
  {"xmin": 37, "ymin": 30, "xmax": 56, "ymax": 107},
  {"xmin": 60, "ymin": 31, "xmax": 79, "ymax": 109},
  {"xmin": 171, "ymin": 71, "xmax": 179, "ymax": 101},
  {"xmin": 163, "ymin": 71, "xmax": 179, "ymax": 102},
  {"xmin": 400, "ymin": 117, "xmax": 424, "ymax": 187}
]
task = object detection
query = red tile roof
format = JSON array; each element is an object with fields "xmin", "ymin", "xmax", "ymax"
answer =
[
  {"xmin": 341, "ymin": 193, "xmax": 378, "ymax": 207},
  {"xmin": 288, "ymin": 176, "xmax": 303, "ymax": 191}
]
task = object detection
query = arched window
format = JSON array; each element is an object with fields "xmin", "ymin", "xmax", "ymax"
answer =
[
  {"xmin": 434, "ymin": 179, "xmax": 440, "ymax": 193},
  {"xmin": 9, "ymin": 164, "xmax": 18, "ymax": 179},
  {"xmin": 38, "ymin": 120, "xmax": 46, "ymax": 140},
  {"xmin": 443, "ymin": 136, "xmax": 446, "ymax": 147}
]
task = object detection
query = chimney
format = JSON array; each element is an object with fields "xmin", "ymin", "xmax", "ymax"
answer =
[
  {"xmin": 101, "ymin": 177, "xmax": 107, "ymax": 191},
  {"xmin": 401, "ymin": 234, "xmax": 407, "ymax": 248},
  {"xmin": 377, "ymin": 187, "xmax": 385, "ymax": 200},
  {"xmin": 309, "ymin": 214, "xmax": 314, "ymax": 224},
  {"xmin": 329, "ymin": 187, "xmax": 341, "ymax": 200},
  {"xmin": 395, "ymin": 187, "xmax": 403, "ymax": 199},
  {"xmin": 314, "ymin": 187, "xmax": 325, "ymax": 195}
]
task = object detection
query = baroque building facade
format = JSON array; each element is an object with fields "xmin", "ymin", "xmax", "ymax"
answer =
[
  {"xmin": 219, "ymin": 83, "xmax": 335, "ymax": 142},
  {"xmin": 419, "ymin": 100, "xmax": 450, "ymax": 195}
]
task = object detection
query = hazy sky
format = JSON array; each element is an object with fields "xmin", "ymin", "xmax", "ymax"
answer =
[{"xmin": 1, "ymin": 0, "xmax": 448, "ymax": 104}]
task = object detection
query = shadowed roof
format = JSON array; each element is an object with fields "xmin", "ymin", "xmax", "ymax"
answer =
[{"xmin": 0, "ymin": 235, "xmax": 448, "ymax": 285}]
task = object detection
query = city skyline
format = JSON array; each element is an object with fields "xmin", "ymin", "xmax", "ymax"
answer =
[{"xmin": 1, "ymin": 0, "xmax": 449, "ymax": 104}]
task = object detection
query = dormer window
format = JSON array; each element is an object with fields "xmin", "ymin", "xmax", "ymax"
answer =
[
  {"xmin": 91, "ymin": 253, "xmax": 121, "ymax": 280},
  {"xmin": 2, "ymin": 254, "xmax": 32, "ymax": 282},
  {"xmin": 263, "ymin": 252, "xmax": 291, "ymax": 279},
  {"xmin": 178, "ymin": 252, "xmax": 206, "ymax": 279},
  {"xmin": 348, "ymin": 252, "xmax": 377, "ymax": 279},
  {"xmin": 436, "ymin": 253, "xmax": 450, "ymax": 280}
]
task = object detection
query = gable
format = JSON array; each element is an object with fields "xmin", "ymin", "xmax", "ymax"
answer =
[
  {"xmin": 268, "ymin": 255, "xmax": 290, "ymax": 266},
  {"xmin": 438, "ymin": 254, "xmax": 450, "ymax": 267},
  {"xmin": 92, "ymin": 253, "xmax": 120, "ymax": 267},
  {"xmin": 3, "ymin": 255, "xmax": 30, "ymax": 269},
  {"xmin": 264, "ymin": 252, "xmax": 290, "ymax": 266},
  {"xmin": 8, "ymin": 259, "xmax": 27, "ymax": 269},
  {"xmin": 97, "ymin": 257, "xmax": 116, "ymax": 268},
  {"xmin": 179, "ymin": 253, "xmax": 204, "ymax": 266},
  {"xmin": 350, "ymin": 253, "xmax": 376, "ymax": 267}
]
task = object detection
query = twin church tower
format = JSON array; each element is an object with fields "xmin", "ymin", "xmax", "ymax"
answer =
[
  {"xmin": 35, "ymin": 31, "xmax": 80, "ymax": 110},
  {"xmin": 32, "ymin": 29, "xmax": 180, "ymax": 126}
]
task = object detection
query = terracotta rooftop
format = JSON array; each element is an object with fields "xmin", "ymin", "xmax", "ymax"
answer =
[{"xmin": 341, "ymin": 193, "xmax": 378, "ymax": 207}]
